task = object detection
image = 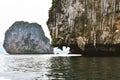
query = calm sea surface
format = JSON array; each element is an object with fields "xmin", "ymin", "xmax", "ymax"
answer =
[{"xmin": 0, "ymin": 54, "xmax": 120, "ymax": 80}]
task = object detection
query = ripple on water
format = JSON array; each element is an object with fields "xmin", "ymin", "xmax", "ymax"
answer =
[{"xmin": 0, "ymin": 55, "xmax": 120, "ymax": 80}]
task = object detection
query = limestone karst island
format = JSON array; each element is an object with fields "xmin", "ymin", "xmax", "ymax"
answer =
[
  {"xmin": 4, "ymin": 21, "xmax": 53, "ymax": 54},
  {"xmin": 3, "ymin": 0, "xmax": 120, "ymax": 56}
]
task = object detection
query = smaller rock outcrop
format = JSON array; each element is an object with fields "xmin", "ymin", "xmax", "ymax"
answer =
[{"xmin": 3, "ymin": 21, "xmax": 53, "ymax": 54}]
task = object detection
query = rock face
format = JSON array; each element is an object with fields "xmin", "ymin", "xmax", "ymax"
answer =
[
  {"xmin": 4, "ymin": 21, "xmax": 53, "ymax": 54},
  {"xmin": 47, "ymin": 0, "xmax": 120, "ymax": 53}
]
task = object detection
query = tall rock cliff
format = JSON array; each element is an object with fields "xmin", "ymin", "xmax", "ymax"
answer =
[
  {"xmin": 4, "ymin": 21, "xmax": 53, "ymax": 54},
  {"xmin": 47, "ymin": 0, "xmax": 120, "ymax": 53}
]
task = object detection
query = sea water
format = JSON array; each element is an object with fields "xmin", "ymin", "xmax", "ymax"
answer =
[{"xmin": 0, "ymin": 54, "xmax": 120, "ymax": 80}]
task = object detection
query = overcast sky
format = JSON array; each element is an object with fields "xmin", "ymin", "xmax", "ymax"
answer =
[{"xmin": 0, "ymin": 0, "xmax": 52, "ymax": 43}]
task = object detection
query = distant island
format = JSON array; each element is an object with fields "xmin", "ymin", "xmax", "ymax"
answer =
[
  {"xmin": 3, "ymin": 21, "xmax": 53, "ymax": 54},
  {"xmin": 0, "ymin": 42, "xmax": 6, "ymax": 53}
]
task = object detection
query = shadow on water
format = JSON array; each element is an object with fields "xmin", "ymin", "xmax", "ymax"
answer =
[
  {"xmin": 0, "ymin": 55, "xmax": 120, "ymax": 80},
  {"xmin": 48, "ymin": 57, "xmax": 120, "ymax": 80}
]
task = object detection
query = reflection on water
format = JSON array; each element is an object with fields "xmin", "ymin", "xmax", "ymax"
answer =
[{"xmin": 0, "ymin": 55, "xmax": 120, "ymax": 80}]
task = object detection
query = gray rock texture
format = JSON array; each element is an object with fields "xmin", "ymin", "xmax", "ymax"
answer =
[{"xmin": 3, "ymin": 21, "xmax": 53, "ymax": 54}]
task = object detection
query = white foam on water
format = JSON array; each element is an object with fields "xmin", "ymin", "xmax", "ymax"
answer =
[
  {"xmin": 53, "ymin": 54, "xmax": 82, "ymax": 57},
  {"xmin": 39, "ymin": 54, "xmax": 82, "ymax": 57},
  {"xmin": 53, "ymin": 46, "xmax": 70, "ymax": 54},
  {"xmin": 53, "ymin": 46, "xmax": 82, "ymax": 56}
]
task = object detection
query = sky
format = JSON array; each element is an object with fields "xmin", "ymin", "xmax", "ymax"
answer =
[{"xmin": 0, "ymin": 0, "xmax": 52, "ymax": 43}]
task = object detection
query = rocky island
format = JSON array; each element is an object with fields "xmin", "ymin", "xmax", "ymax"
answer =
[
  {"xmin": 3, "ymin": 21, "xmax": 53, "ymax": 54},
  {"xmin": 47, "ymin": 0, "xmax": 120, "ymax": 56}
]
